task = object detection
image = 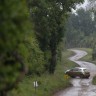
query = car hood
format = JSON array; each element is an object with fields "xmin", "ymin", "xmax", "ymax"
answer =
[{"xmin": 65, "ymin": 69, "xmax": 70, "ymax": 73}]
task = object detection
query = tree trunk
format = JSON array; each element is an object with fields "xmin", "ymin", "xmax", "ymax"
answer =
[
  {"xmin": 49, "ymin": 49, "xmax": 57, "ymax": 74},
  {"xmin": 0, "ymin": 91, "xmax": 7, "ymax": 96}
]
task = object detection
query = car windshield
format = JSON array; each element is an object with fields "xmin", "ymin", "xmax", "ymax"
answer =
[
  {"xmin": 83, "ymin": 69, "xmax": 89, "ymax": 72},
  {"xmin": 71, "ymin": 68, "xmax": 81, "ymax": 72}
]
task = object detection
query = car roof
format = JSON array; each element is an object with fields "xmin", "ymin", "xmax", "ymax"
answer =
[{"xmin": 74, "ymin": 67, "xmax": 87, "ymax": 70}]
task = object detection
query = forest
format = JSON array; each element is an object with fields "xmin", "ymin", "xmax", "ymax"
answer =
[
  {"xmin": 65, "ymin": 6, "xmax": 96, "ymax": 60},
  {"xmin": 65, "ymin": 8, "xmax": 96, "ymax": 48},
  {"xmin": 0, "ymin": 0, "xmax": 96, "ymax": 96}
]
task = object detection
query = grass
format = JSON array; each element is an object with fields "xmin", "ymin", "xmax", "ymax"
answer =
[
  {"xmin": 78, "ymin": 48, "xmax": 96, "ymax": 64},
  {"xmin": 8, "ymin": 49, "xmax": 78, "ymax": 96},
  {"xmin": 78, "ymin": 48, "xmax": 93, "ymax": 62},
  {"xmin": 92, "ymin": 76, "xmax": 96, "ymax": 85}
]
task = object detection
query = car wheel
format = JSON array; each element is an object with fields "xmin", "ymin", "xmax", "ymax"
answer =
[
  {"xmin": 86, "ymin": 76, "xmax": 89, "ymax": 79},
  {"xmin": 80, "ymin": 75, "xmax": 84, "ymax": 78}
]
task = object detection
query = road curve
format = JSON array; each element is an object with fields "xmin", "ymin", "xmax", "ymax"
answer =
[{"xmin": 54, "ymin": 49, "xmax": 96, "ymax": 96}]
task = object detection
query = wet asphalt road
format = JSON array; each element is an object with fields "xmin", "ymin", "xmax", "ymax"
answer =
[{"xmin": 54, "ymin": 49, "xmax": 96, "ymax": 96}]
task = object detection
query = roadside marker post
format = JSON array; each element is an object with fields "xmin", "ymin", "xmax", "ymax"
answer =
[
  {"xmin": 33, "ymin": 81, "xmax": 38, "ymax": 96},
  {"xmin": 64, "ymin": 74, "xmax": 69, "ymax": 79}
]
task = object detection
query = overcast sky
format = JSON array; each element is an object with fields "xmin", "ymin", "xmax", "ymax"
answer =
[
  {"xmin": 72, "ymin": 0, "xmax": 89, "ymax": 14},
  {"xmin": 77, "ymin": 0, "xmax": 89, "ymax": 9}
]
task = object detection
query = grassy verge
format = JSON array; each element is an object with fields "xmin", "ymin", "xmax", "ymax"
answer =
[
  {"xmin": 78, "ymin": 48, "xmax": 92, "ymax": 62},
  {"xmin": 8, "ymin": 50, "xmax": 78, "ymax": 96},
  {"xmin": 92, "ymin": 76, "xmax": 96, "ymax": 85},
  {"xmin": 78, "ymin": 48, "xmax": 96, "ymax": 64}
]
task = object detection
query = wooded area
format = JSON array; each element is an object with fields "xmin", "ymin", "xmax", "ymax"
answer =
[
  {"xmin": 65, "ymin": 7, "xmax": 96, "ymax": 60},
  {"xmin": 65, "ymin": 8, "xmax": 96, "ymax": 48}
]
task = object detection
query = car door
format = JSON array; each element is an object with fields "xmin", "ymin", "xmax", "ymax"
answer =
[
  {"xmin": 72, "ymin": 68, "xmax": 79, "ymax": 76},
  {"xmin": 75, "ymin": 69, "xmax": 82, "ymax": 77},
  {"xmin": 67, "ymin": 69, "xmax": 74, "ymax": 76},
  {"xmin": 69, "ymin": 69, "xmax": 76, "ymax": 77},
  {"xmin": 72, "ymin": 68, "xmax": 81, "ymax": 77}
]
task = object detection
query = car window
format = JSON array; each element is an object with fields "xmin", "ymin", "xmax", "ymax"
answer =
[
  {"xmin": 77, "ymin": 69, "xmax": 82, "ymax": 72},
  {"xmin": 73, "ymin": 68, "xmax": 80, "ymax": 72},
  {"xmin": 83, "ymin": 69, "xmax": 89, "ymax": 72},
  {"xmin": 70, "ymin": 69, "xmax": 75, "ymax": 71}
]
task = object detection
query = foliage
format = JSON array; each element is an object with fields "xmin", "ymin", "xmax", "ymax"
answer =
[
  {"xmin": 0, "ymin": 0, "xmax": 85, "ymax": 95},
  {"xmin": 24, "ymin": 32, "xmax": 45, "ymax": 75},
  {"xmin": 0, "ymin": 0, "xmax": 30, "ymax": 95},
  {"xmin": 65, "ymin": 8, "xmax": 96, "ymax": 48},
  {"xmin": 92, "ymin": 48, "xmax": 96, "ymax": 60},
  {"xmin": 92, "ymin": 76, "xmax": 96, "ymax": 85},
  {"xmin": 28, "ymin": 0, "xmax": 84, "ymax": 74}
]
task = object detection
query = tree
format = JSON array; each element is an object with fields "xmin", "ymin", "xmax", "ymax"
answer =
[
  {"xmin": 29, "ymin": 0, "xmax": 84, "ymax": 74},
  {"xmin": 24, "ymin": 32, "xmax": 45, "ymax": 76},
  {"xmin": 65, "ymin": 8, "xmax": 96, "ymax": 48},
  {"xmin": 0, "ymin": 0, "xmax": 30, "ymax": 95}
]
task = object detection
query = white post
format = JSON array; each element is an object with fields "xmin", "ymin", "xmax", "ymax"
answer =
[{"xmin": 33, "ymin": 81, "xmax": 38, "ymax": 96}]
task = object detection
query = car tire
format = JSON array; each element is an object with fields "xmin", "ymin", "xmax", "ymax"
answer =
[
  {"xmin": 80, "ymin": 75, "xmax": 84, "ymax": 78},
  {"xmin": 86, "ymin": 76, "xmax": 89, "ymax": 79}
]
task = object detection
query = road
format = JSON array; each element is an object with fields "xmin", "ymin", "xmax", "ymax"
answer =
[{"xmin": 54, "ymin": 49, "xmax": 96, "ymax": 96}]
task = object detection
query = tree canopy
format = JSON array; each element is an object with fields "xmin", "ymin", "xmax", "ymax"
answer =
[
  {"xmin": 65, "ymin": 8, "xmax": 96, "ymax": 48},
  {"xmin": 29, "ymin": 0, "xmax": 84, "ymax": 73}
]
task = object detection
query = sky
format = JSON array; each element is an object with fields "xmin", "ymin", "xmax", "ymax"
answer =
[
  {"xmin": 76, "ymin": 0, "xmax": 89, "ymax": 9},
  {"xmin": 72, "ymin": 0, "xmax": 89, "ymax": 14}
]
